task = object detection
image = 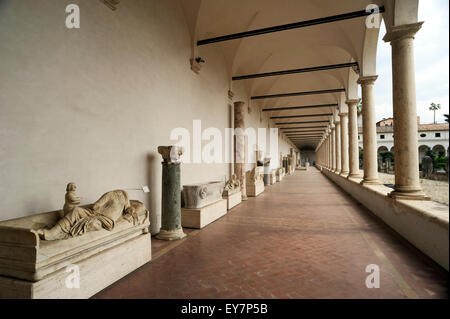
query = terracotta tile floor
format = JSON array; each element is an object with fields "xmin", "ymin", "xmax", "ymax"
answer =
[{"xmin": 94, "ymin": 169, "xmax": 448, "ymax": 299}]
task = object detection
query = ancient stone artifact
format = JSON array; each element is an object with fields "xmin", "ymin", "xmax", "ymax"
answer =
[
  {"xmin": 0, "ymin": 183, "xmax": 151, "ymax": 298},
  {"xmin": 223, "ymin": 174, "xmax": 241, "ymax": 196},
  {"xmin": 246, "ymin": 167, "xmax": 264, "ymax": 197},
  {"xmin": 385, "ymin": 158, "xmax": 392, "ymax": 173},
  {"xmin": 182, "ymin": 181, "xmax": 225, "ymax": 209},
  {"xmin": 269, "ymin": 169, "xmax": 277, "ymax": 184},
  {"xmin": 422, "ymin": 156, "xmax": 433, "ymax": 179},
  {"xmin": 156, "ymin": 145, "xmax": 186, "ymax": 241},
  {"xmin": 377, "ymin": 157, "xmax": 384, "ymax": 173},
  {"xmin": 181, "ymin": 181, "xmax": 227, "ymax": 229},
  {"xmin": 283, "ymin": 156, "xmax": 288, "ymax": 174},
  {"xmin": 37, "ymin": 183, "xmax": 143, "ymax": 240},
  {"xmin": 276, "ymin": 168, "xmax": 284, "ymax": 182},
  {"xmin": 222, "ymin": 174, "xmax": 242, "ymax": 210},
  {"xmin": 263, "ymin": 157, "xmax": 272, "ymax": 186}
]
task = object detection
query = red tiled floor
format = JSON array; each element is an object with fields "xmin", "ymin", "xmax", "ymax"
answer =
[{"xmin": 94, "ymin": 169, "xmax": 448, "ymax": 299}]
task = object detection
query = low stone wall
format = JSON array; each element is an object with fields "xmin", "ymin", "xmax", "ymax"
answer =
[{"xmin": 320, "ymin": 167, "xmax": 449, "ymax": 271}]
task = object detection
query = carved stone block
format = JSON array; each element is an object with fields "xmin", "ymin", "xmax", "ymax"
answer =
[
  {"xmin": 182, "ymin": 181, "xmax": 225, "ymax": 209},
  {"xmin": 246, "ymin": 181, "xmax": 264, "ymax": 197},
  {"xmin": 0, "ymin": 200, "xmax": 151, "ymax": 298},
  {"xmin": 181, "ymin": 199, "xmax": 227, "ymax": 229},
  {"xmin": 223, "ymin": 191, "xmax": 242, "ymax": 210}
]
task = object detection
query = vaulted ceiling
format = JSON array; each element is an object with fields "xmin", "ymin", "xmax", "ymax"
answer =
[{"xmin": 180, "ymin": 0, "xmax": 419, "ymax": 149}]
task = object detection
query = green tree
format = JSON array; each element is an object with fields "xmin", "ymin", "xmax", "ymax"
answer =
[
  {"xmin": 357, "ymin": 98, "xmax": 362, "ymax": 116},
  {"xmin": 429, "ymin": 102, "xmax": 441, "ymax": 124}
]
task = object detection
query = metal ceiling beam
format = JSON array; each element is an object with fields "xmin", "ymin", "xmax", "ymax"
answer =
[
  {"xmin": 262, "ymin": 103, "xmax": 337, "ymax": 112},
  {"xmin": 286, "ymin": 134, "xmax": 322, "ymax": 138},
  {"xmin": 197, "ymin": 7, "xmax": 385, "ymax": 46},
  {"xmin": 275, "ymin": 120, "xmax": 330, "ymax": 125},
  {"xmin": 271, "ymin": 113, "xmax": 332, "ymax": 120},
  {"xmin": 279, "ymin": 125, "xmax": 327, "ymax": 130},
  {"xmin": 284, "ymin": 130, "xmax": 325, "ymax": 134},
  {"xmin": 252, "ymin": 88, "xmax": 345, "ymax": 100},
  {"xmin": 233, "ymin": 62, "xmax": 357, "ymax": 81}
]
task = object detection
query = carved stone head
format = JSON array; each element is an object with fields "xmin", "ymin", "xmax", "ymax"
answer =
[{"xmin": 66, "ymin": 182, "xmax": 77, "ymax": 192}]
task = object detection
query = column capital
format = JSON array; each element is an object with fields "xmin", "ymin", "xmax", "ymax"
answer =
[
  {"xmin": 339, "ymin": 112, "xmax": 348, "ymax": 117},
  {"xmin": 357, "ymin": 75, "xmax": 378, "ymax": 85},
  {"xmin": 334, "ymin": 119, "xmax": 340, "ymax": 125},
  {"xmin": 383, "ymin": 22, "xmax": 423, "ymax": 43},
  {"xmin": 346, "ymin": 99, "xmax": 359, "ymax": 105}
]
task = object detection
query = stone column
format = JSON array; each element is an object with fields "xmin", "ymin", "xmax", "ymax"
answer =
[
  {"xmin": 234, "ymin": 101, "xmax": 248, "ymax": 200},
  {"xmin": 289, "ymin": 148, "xmax": 294, "ymax": 174},
  {"xmin": 334, "ymin": 117, "xmax": 341, "ymax": 174},
  {"xmin": 358, "ymin": 76, "xmax": 379, "ymax": 185},
  {"xmin": 328, "ymin": 131, "xmax": 331, "ymax": 169},
  {"xmin": 340, "ymin": 112, "xmax": 349, "ymax": 175},
  {"xmin": 347, "ymin": 99, "xmax": 361, "ymax": 178},
  {"xmin": 331, "ymin": 123, "xmax": 336, "ymax": 171},
  {"xmin": 383, "ymin": 23, "xmax": 428, "ymax": 199},
  {"xmin": 156, "ymin": 146, "xmax": 186, "ymax": 241}
]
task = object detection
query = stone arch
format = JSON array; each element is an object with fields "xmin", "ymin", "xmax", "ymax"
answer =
[
  {"xmin": 432, "ymin": 144, "xmax": 446, "ymax": 156},
  {"xmin": 378, "ymin": 146, "xmax": 389, "ymax": 154}
]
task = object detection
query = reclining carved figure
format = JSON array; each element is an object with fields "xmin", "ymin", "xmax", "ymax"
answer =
[{"xmin": 37, "ymin": 183, "xmax": 143, "ymax": 240}]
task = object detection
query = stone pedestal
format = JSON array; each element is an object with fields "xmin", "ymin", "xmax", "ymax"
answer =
[
  {"xmin": 0, "ymin": 200, "xmax": 151, "ymax": 299},
  {"xmin": 223, "ymin": 190, "xmax": 242, "ymax": 210},
  {"xmin": 246, "ymin": 181, "xmax": 264, "ymax": 197},
  {"xmin": 181, "ymin": 199, "xmax": 227, "ymax": 229},
  {"xmin": 276, "ymin": 168, "xmax": 283, "ymax": 182},
  {"xmin": 270, "ymin": 170, "xmax": 276, "ymax": 184},
  {"xmin": 156, "ymin": 146, "xmax": 186, "ymax": 241}
]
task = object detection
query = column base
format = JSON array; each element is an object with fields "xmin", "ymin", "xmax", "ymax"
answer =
[
  {"xmin": 156, "ymin": 228, "xmax": 186, "ymax": 241},
  {"xmin": 242, "ymin": 194, "xmax": 248, "ymax": 201},
  {"xmin": 339, "ymin": 171, "xmax": 349, "ymax": 177},
  {"xmin": 347, "ymin": 173, "xmax": 362, "ymax": 179},
  {"xmin": 335, "ymin": 170, "xmax": 341, "ymax": 175},
  {"xmin": 360, "ymin": 179, "xmax": 380, "ymax": 186},
  {"xmin": 389, "ymin": 190, "xmax": 431, "ymax": 201}
]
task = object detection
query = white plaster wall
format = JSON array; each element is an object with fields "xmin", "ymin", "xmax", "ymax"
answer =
[{"xmin": 0, "ymin": 0, "xmax": 295, "ymax": 233}]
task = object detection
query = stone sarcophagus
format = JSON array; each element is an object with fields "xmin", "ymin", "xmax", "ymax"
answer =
[
  {"xmin": 0, "ymin": 184, "xmax": 151, "ymax": 299},
  {"xmin": 182, "ymin": 181, "xmax": 224, "ymax": 209},
  {"xmin": 181, "ymin": 181, "xmax": 227, "ymax": 229}
]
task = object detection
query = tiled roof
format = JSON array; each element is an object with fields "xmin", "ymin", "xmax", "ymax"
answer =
[
  {"xmin": 358, "ymin": 123, "xmax": 448, "ymax": 133},
  {"xmin": 418, "ymin": 123, "xmax": 449, "ymax": 131}
]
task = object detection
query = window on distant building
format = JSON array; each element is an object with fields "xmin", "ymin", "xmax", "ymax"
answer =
[
  {"xmin": 420, "ymin": 133, "xmax": 426, "ymax": 137},
  {"xmin": 380, "ymin": 135, "xmax": 385, "ymax": 139},
  {"xmin": 435, "ymin": 132, "xmax": 441, "ymax": 138},
  {"xmin": 358, "ymin": 135, "xmax": 360, "ymax": 140}
]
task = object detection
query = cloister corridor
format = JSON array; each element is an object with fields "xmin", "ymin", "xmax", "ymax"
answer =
[{"xmin": 94, "ymin": 169, "xmax": 448, "ymax": 299}]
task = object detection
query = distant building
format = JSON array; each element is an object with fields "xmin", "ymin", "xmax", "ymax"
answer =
[
  {"xmin": 376, "ymin": 117, "xmax": 394, "ymax": 127},
  {"xmin": 358, "ymin": 120, "xmax": 449, "ymax": 162}
]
